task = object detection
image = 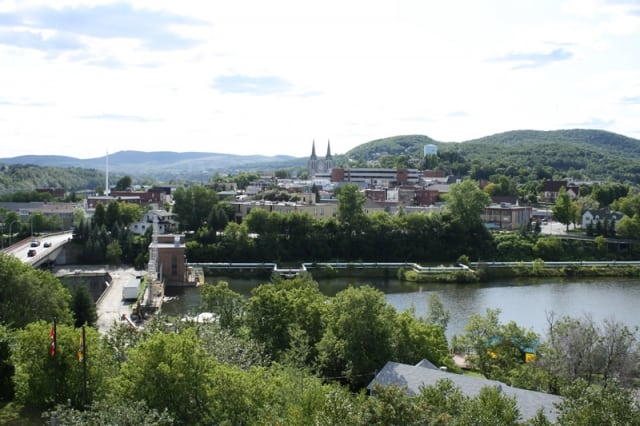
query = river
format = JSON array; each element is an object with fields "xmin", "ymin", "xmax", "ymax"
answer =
[{"xmin": 162, "ymin": 276, "xmax": 640, "ymax": 339}]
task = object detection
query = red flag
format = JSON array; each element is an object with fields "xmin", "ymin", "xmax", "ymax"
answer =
[{"xmin": 49, "ymin": 323, "xmax": 56, "ymax": 356}]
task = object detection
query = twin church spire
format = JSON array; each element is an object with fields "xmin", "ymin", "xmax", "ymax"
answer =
[{"xmin": 308, "ymin": 139, "xmax": 333, "ymax": 177}]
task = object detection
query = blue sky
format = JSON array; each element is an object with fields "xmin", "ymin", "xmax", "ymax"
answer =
[{"xmin": 0, "ymin": 0, "xmax": 639, "ymax": 159}]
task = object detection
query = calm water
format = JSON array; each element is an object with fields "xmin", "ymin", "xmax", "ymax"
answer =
[{"xmin": 162, "ymin": 276, "xmax": 640, "ymax": 339}]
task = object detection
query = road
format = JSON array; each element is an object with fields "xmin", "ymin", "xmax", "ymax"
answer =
[
  {"xmin": 91, "ymin": 267, "xmax": 140, "ymax": 333},
  {"xmin": 3, "ymin": 231, "xmax": 73, "ymax": 263}
]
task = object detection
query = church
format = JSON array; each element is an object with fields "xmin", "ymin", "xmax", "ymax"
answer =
[{"xmin": 307, "ymin": 140, "xmax": 334, "ymax": 177}]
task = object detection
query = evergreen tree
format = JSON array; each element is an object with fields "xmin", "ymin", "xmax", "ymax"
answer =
[{"xmin": 71, "ymin": 285, "xmax": 97, "ymax": 328}]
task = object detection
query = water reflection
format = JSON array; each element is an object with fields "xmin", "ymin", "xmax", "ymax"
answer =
[{"xmin": 162, "ymin": 277, "xmax": 640, "ymax": 340}]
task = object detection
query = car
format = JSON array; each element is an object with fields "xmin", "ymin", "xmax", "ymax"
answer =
[
  {"xmin": 27, "ymin": 249, "xmax": 36, "ymax": 257},
  {"xmin": 43, "ymin": 241, "xmax": 52, "ymax": 248},
  {"xmin": 30, "ymin": 240, "xmax": 40, "ymax": 247}
]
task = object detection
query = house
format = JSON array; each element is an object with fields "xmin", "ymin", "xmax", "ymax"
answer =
[
  {"xmin": 541, "ymin": 180, "xmax": 579, "ymax": 202},
  {"xmin": 367, "ymin": 361, "xmax": 562, "ymax": 423},
  {"xmin": 582, "ymin": 209, "xmax": 624, "ymax": 232},
  {"xmin": 129, "ymin": 209, "xmax": 178, "ymax": 235}
]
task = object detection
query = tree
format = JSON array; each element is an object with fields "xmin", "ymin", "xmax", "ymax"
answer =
[
  {"xmin": 556, "ymin": 379, "xmax": 640, "ymax": 425},
  {"xmin": 113, "ymin": 328, "xmax": 215, "ymax": 424},
  {"xmin": 106, "ymin": 240, "xmax": 123, "ymax": 265},
  {"xmin": 105, "ymin": 201, "xmax": 120, "ymax": 229},
  {"xmin": 540, "ymin": 314, "xmax": 639, "ymax": 387},
  {"xmin": 392, "ymin": 309, "xmax": 452, "ymax": 369},
  {"xmin": 317, "ymin": 286, "xmax": 396, "ymax": 389},
  {"xmin": 172, "ymin": 185, "xmax": 219, "ymax": 231},
  {"xmin": 245, "ymin": 276, "xmax": 326, "ymax": 362},
  {"xmin": 92, "ymin": 203, "xmax": 106, "ymax": 228},
  {"xmin": 71, "ymin": 285, "xmax": 97, "ymax": 328},
  {"xmin": 552, "ymin": 187, "xmax": 578, "ymax": 232},
  {"xmin": 12, "ymin": 321, "xmax": 107, "ymax": 409},
  {"xmin": 532, "ymin": 236, "xmax": 565, "ymax": 260},
  {"xmin": 115, "ymin": 175, "xmax": 132, "ymax": 191},
  {"xmin": 459, "ymin": 308, "xmax": 539, "ymax": 381},
  {"xmin": 0, "ymin": 253, "xmax": 72, "ymax": 328},
  {"xmin": 445, "ymin": 179, "xmax": 490, "ymax": 227},
  {"xmin": 426, "ymin": 293, "xmax": 450, "ymax": 330},
  {"xmin": 118, "ymin": 202, "xmax": 143, "ymax": 226},
  {"xmin": 0, "ymin": 324, "xmax": 14, "ymax": 402},
  {"xmin": 46, "ymin": 399, "xmax": 174, "ymax": 426},
  {"xmin": 200, "ymin": 281, "xmax": 245, "ymax": 330},
  {"xmin": 336, "ymin": 184, "xmax": 366, "ymax": 229},
  {"xmin": 274, "ymin": 169, "xmax": 289, "ymax": 179}
]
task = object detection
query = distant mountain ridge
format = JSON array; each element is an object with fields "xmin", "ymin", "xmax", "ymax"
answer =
[
  {"xmin": 345, "ymin": 129, "xmax": 640, "ymax": 159},
  {"xmin": 2, "ymin": 129, "xmax": 640, "ymax": 185},
  {"xmin": 0, "ymin": 150, "xmax": 301, "ymax": 179}
]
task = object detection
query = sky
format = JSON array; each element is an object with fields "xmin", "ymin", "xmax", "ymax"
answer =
[{"xmin": 1, "ymin": 0, "xmax": 639, "ymax": 159}]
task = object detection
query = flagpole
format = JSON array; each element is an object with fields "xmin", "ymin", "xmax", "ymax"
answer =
[
  {"xmin": 81, "ymin": 325, "xmax": 87, "ymax": 409},
  {"xmin": 51, "ymin": 318, "xmax": 57, "ymax": 404}
]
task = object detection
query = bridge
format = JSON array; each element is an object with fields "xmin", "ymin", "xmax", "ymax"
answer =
[{"xmin": 1, "ymin": 231, "xmax": 74, "ymax": 268}]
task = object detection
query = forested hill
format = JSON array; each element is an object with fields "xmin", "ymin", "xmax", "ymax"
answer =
[
  {"xmin": 0, "ymin": 164, "xmax": 104, "ymax": 194},
  {"xmin": 346, "ymin": 129, "xmax": 640, "ymax": 183}
]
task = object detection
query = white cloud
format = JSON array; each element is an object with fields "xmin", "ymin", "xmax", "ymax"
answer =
[{"xmin": 0, "ymin": 0, "xmax": 638, "ymax": 159}]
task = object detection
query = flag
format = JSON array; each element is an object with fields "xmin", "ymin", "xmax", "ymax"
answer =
[
  {"xmin": 49, "ymin": 322, "xmax": 56, "ymax": 357},
  {"xmin": 77, "ymin": 333, "xmax": 84, "ymax": 362}
]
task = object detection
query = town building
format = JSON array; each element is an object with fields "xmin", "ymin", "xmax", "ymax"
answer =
[
  {"xmin": 150, "ymin": 234, "xmax": 187, "ymax": 285},
  {"xmin": 482, "ymin": 202, "xmax": 533, "ymax": 231},
  {"xmin": 230, "ymin": 200, "xmax": 338, "ymax": 223},
  {"xmin": 328, "ymin": 167, "xmax": 422, "ymax": 187},
  {"xmin": 0, "ymin": 201, "xmax": 79, "ymax": 230}
]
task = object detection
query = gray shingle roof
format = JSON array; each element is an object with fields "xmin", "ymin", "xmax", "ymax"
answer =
[{"xmin": 367, "ymin": 361, "xmax": 561, "ymax": 423}]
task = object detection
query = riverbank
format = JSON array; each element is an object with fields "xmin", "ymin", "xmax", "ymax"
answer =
[{"xmin": 191, "ymin": 260, "xmax": 640, "ymax": 285}]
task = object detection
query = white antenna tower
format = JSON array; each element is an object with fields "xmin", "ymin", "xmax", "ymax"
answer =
[
  {"xmin": 105, "ymin": 150, "xmax": 110, "ymax": 196},
  {"xmin": 148, "ymin": 215, "xmax": 159, "ymax": 282}
]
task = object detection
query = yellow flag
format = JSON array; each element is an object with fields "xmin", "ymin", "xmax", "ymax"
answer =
[{"xmin": 77, "ymin": 334, "xmax": 84, "ymax": 362}]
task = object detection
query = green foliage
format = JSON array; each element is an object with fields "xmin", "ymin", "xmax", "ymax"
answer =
[
  {"xmin": 245, "ymin": 276, "xmax": 326, "ymax": 362},
  {"xmin": 114, "ymin": 175, "xmax": 132, "ymax": 191},
  {"xmin": 71, "ymin": 285, "xmax": 97, "ymax": 328},
  {"xmin": 105, "ymin": 240, "xmax": 123, "ymax": 264},
  {"xmin": 317, "ymin": 286, "xmax": 397, "ymax": 389},
  {"xmin": 12, "ymin": 322, "xmax": 106, "ymax": 410},
  {"xmin": 200, "ymin": 280, "xmax": 245, "ymax": 330},
  {"xmin": 552, "ymin": 187, "xmax": 578, "ymax": 231},
  {"xmin": 336, "ymin": 183, "xmax": 367, "ymax": 229},
  {"xmin": 539, "ymin": 315, "xmax": 639, "ymax": 388},
  {"xmin": 445, "ymin": 179, "xmax": 491, "ymax": 227},
  {"xmin": 0, "ymin": 165, "xmax": 103, "ymax": 193},
  {"xmin": 532, "ymin": 237, "xmax": 565, "ymax": 260},
  {"xmin": 426, "ymin": 293, "xmax": 450, "ymax": 330},
  {"xmin": 45, "ymin": 399, "xmax": 174, "ymax": 426},
  {"xmin": 113, "ymin": 328, "xmax": 215, "ymax": 424},
  {"xmin": 556, "ymin": 379, "xmax": 640, "ymax": 425},
  {"xmin": 0, "ymin": 324, "xmax": 15, "ymax": 402},
  {"xmin": 0, "ymin": 254, "xmax": 72, "ymax": 328},
  {"xmin": 172, "ymin": 185, "xmax": 219, "ymax": 231},
  {"xmin": 458, "ymin": 308, "xmax": 540, "ymax": 382}
]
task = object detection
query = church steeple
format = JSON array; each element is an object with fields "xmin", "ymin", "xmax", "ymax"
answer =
[
  {"xmin": 310, "ymin": 139, "xmax": 317, "ymax": 160},
  {"xmin": 325, "ymin": 140, "xmax": 332, "ymax": 160}
]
